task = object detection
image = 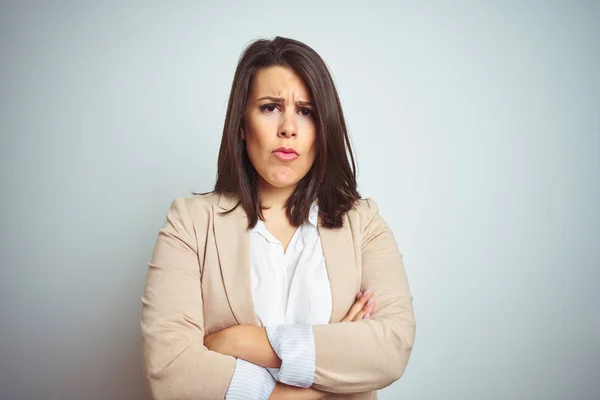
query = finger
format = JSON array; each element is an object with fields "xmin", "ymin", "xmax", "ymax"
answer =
[
  {"xmin": 352, "ymin": 297, "xmax": 375, "ymax": 322},
  {"xmin": 362, "ymin": 299, "xmax": 376, "ymax": 320},
  {"xmin": 365, "ymin": 297, "xmax": 375, "ymax": 313},
  {"xmin": 341, "ymin": 291, "xmax": 373, "ymax": 322},
  {"xmin": 349, "ymin": 291, "xmax": 372, "ymax": 317}
]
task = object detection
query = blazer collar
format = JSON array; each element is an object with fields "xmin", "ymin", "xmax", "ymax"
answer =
[
  {"xmin": 213, "ymin": 193, "xmax": 259, "ymax": 326},
  {"xmin": 213, "ymin": 192, "xmax": 356, "ymax": 325}
]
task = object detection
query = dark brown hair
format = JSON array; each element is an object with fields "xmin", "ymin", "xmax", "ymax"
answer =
[{"xmin": 212, "ymin": 36, "xmax": 359, "ymax": 229}]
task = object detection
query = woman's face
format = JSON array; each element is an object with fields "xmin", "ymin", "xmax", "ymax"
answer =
[{"xmin": 243, "ymin": 66, "xmax": 317, "ymax": 192}]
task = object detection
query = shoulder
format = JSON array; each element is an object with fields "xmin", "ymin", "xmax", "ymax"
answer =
[
  {"xmin": 348, "ymin": 197, "xmax": 381, "ymax": 227},
  {"xmin": 348, "ymin": 197, "xmax": 399, "ymax": 251},
  {"xmin": 184, "ymin": 192, "xmax": 221, "ymax": 209},
  {"xmin": 165, "ymin": 192, "xmax": 222, "ymax": 222},
  {"xmin": 346, "ymin": 197, "xmax": 395, "ymax": 242}
]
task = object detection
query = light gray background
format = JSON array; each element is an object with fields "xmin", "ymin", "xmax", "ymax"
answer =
[{"xmin": 1, "ymin": 1, "xmax": 598, "ymax": 399}]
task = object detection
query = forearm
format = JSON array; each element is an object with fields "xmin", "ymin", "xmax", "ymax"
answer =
[
  {"xmin": 224, "ymin": 325, "xmax": 281, "ymax": 368},
  {"xmin": 269, "ymin": 383, "xmax": 327, "ymax": 400},
  {"xmin": 224, "ymin": 332, "xmax": 329, "ymax": 399},
  {"xmin": 305, "ymin": 198, "xmax": 415, "ymax": 394},
  {"xmin": 225, "ymin": 358, "xmax": 278, "ymax": 400},
  {"xmin": 230, "ymin": 321, "xmax": 412, "ymax": 394},
  {"xmin": 217, "ymin": 325, "xmax": 317, "ymax": 389},
  {"xmin": 311, "ymin": 313, "xmax": 414, "ymax": 394}
]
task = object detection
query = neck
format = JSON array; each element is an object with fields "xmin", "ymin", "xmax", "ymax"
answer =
[{"xmin": 258, "ymin": 180, "xmax": 296, "ymax": 211}]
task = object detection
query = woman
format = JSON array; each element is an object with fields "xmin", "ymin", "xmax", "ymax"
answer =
[{"xmin": 141, "ymin": 36, "xmax": 415, "ymax": 400}]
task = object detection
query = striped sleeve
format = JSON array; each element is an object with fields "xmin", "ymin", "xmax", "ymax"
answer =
[
  {"xmin": 225, "ymin": 358, "xmax": 276, "ymax": 400},
  {"xmin": 265, "ymin": 324, "xmax": 316, "ymax": 388}
]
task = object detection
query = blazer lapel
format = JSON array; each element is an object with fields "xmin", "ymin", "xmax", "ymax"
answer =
[
  {"xmin": 213, "ymin": 193, "xmax": 260, "ymax": 326},
  {"xmin": 318, "ymin": 215, "xmax": 358, "ymax": 323}
]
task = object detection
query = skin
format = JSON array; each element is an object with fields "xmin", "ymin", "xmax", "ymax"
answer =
[
  {"xmin": 242, "ymin": 66, "xmax": 317, "ymax": 251},
  {"xmin": 206, "ymin": 66, "xmax": 376, "ymax": 399}
]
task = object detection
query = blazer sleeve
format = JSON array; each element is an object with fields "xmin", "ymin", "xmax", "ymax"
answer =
[
  {"xmin": 311, "ymin": 198, "xmax": 416, "ymax": 394},
  {"xmin": 141, "ymin": 197, "xmax": 236, "ymax": 400}
]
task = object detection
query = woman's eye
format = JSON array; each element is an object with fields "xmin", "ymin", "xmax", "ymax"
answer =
[
  {"xmin": 299, "ymin": 108, "xmax": 313, "ymax": 117},
  {"xmin": 260, "ymin": 104, "xmax": 278, "ymax": 113}
]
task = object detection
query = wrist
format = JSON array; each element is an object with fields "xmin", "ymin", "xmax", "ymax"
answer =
[
  {"xmin": 269, "ymin": 384, "xmax": 327, "ymax": 400},
  {"xmin": 230, "ymin": 325, "xmax": 266, "ymax": 357},
  {"xmin": 229, "ymin": 325, "xmax": 250, "ymax": 356}
]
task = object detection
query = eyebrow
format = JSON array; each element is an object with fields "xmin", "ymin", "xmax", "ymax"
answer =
[{"xmin": 256, "ymin": 96, "xmax": 313, "ymax": 107}]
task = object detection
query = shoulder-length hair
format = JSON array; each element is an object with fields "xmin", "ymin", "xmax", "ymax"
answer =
[{"xmin": 213, "ymin": 36, "xmax": 360, "ymax": 229}]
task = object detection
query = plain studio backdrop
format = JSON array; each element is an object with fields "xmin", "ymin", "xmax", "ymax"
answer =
[{"xmin": 0, "ymin": 1, "xmax": 598, "ymax": 399}]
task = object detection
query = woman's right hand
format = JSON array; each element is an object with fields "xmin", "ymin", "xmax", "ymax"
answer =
[{"xmin": 341, "ymin": 290, "xmax": 375, "ymax": 322}]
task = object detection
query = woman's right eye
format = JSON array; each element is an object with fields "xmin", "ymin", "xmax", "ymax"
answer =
[{"xmin": 260, "ymin": 104, "xmax": 278, "ymax": 113}]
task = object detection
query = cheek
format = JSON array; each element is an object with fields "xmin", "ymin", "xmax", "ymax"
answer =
[
  {"xmin": 246, "ymin": 117, "xmax": 275, "ymax": 147},
  {"xmin": 249, "ymin": 131, "xmax": 270, "ymax": 151},
  {"xmin": 304, "ymin": 129, "xmax": 317, "ymax": 162},
  {"xmin": 245, "ymin": 130, "xmax": 273, "ymax": 168}
]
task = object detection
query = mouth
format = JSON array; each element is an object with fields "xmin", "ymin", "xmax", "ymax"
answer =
[{"xmin": 273, "ymin": 147, "xmax": 299, "ymax": 161}]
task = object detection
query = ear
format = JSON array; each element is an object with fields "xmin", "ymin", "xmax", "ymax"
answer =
[{"xmin": 240, "ymin": 127, "xmax": 245, "ymax": 140}]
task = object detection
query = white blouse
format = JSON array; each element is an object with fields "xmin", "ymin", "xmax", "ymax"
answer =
[
  {"xmin": 226, "ymin": 202, "xmax": 332, "ymax": 399},
  {"xmin": 250, "ymin": 201, "xmax": 332, "ymax": 326}
]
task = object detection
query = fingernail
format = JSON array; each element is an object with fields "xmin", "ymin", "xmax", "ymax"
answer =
[
  {"xmin": 367, "ymin": 298, "xmax": 374, "ymax": 305},
  {"xmin": 363, "ymin": 313, "xmax": 370, "ymax": 319},
  {"xmin": 364, "ymin": 289, "xmax": 372, "ymax": 295},
  {"xmin": 356, "ymin": 292, "xmax": 363, "ymax": 299}
]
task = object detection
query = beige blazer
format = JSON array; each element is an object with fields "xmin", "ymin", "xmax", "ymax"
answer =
[{"xmin": 141, "ymin": 192, "xmax": 415, "ymax": 400}]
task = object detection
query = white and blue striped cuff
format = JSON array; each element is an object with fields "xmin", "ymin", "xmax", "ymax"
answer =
[
  {"xmin": 265, "ymin": 324, "xmax": 316, "ymax": 388},
  {"xmin": 226, "ymin": 358, "xmax": 276, "ymax": 400}
]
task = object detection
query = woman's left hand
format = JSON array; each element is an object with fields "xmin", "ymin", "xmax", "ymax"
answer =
[{"xmin": 341, "ymin": 290, "xmax": 376, "ymax": 322}]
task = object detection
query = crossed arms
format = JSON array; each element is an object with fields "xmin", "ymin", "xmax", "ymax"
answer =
[{"xmin": 141, "ymin": 197, "xmax": 415, "ymax": 400}]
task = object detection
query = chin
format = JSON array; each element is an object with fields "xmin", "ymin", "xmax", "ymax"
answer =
[
  {"xmin": 267, "ymin": 179, "xmax": 298, "ymax": 189},
  {"xmin": 264, "ymin": 173, "xmax": 300, "ymax": 190}
]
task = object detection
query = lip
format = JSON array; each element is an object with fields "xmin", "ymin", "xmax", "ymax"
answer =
[{"xmin": 273, "ymin": 147, "xmax": 299, "ymax": 161}]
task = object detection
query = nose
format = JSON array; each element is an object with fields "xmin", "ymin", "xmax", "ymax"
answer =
[{"xmin": 277, "ymin": 109, "xmax": 297, "ymax": 139}]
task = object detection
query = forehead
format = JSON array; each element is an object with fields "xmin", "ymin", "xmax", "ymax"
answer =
[{"xmin": 250, "ymin": 66, "xmax": 311, "ymax": 99}]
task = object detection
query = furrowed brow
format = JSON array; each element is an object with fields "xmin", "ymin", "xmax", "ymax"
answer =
[
  {"xmin": 257, "ymin": 96, "xmax": 285, "ymax": 103},
  {"xmin": 256, "ymin": 96, "xmax": 313, "ymax": 107}
]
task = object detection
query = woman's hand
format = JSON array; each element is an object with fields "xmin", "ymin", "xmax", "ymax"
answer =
[{"xmin": 341, "ymin": 290, "xmax": 375, "ymax": 322}]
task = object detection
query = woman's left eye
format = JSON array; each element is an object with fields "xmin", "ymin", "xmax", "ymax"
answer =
[{"xmin": 299, "ymin": 108, "xmax": 313, "ymax": 117}]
